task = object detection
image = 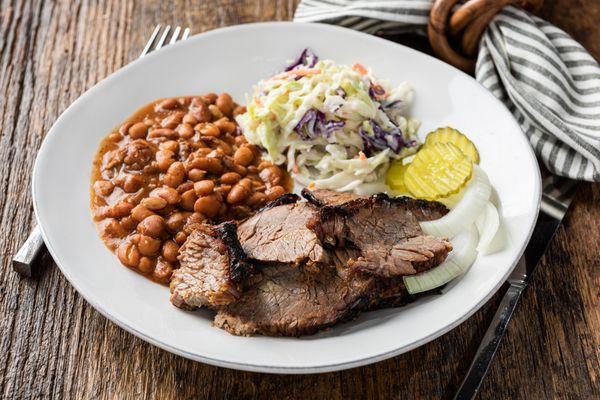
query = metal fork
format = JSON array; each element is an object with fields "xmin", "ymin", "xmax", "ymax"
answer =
[{"xmin": 12, "ymin": 24, "xmax": 192, "ymax": 277}]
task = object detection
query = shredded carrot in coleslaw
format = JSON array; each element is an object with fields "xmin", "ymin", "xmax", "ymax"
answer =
[
  {"xmin": 268, "ymin": 68, "xmax": 321, "ymax": 81},
  {"xmin": 352, "ymin": 63, "xmax": 368, "ymax": 75}
]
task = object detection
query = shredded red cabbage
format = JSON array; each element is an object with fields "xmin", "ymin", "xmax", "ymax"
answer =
[
  {"xmin": 285, "ymin": 48, "xmax": 319, "ymax": 71},
  {"xmin": 359, "ymin": 120, "xmax": 412, "ymax": 156},
  {"xmin": 294, "ymin": 109, "xmax": 345, "ymax": 140},
  {"xmin": 368, "ymin": 82, "xmax": 385, "ymax": 100}
]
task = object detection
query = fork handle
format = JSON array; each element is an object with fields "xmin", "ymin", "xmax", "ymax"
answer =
[
  {"xmin": 12, "ymin": 224, "xmax": 45, "ymax": 277},
  {"xmin": 454, "ymin": 283, "xmax": 525, "ymax": 400}
]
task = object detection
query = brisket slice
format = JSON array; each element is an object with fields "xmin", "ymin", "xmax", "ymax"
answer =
[
  {"xmin": 303, "ymin": 189, "xmax": 452, "ymax": 276},
  {"xmin": 302, "ymin": 188, "xmax": 448, "ymax": 222},
  {"xmin": 237, "ymin": 198, "xmax": 327, "ymax": 268},
  {"xmin": 213, "ymin": 248, "xmax": 416, "ymax": 336},
  {"xmin": 170, "ymin": 222, "xmax": 253, "ymax": 309}
]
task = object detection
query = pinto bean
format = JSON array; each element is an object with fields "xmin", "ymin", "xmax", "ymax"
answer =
[
  {"xmin": 247, "ymin": 191, "xmax": 267, "ymax": 207},
  {"xmin": 119, "ymin": 216, "xmax": 137, "ymax": 231},
  {"xmin": 231, "ymin": 164, "xmax": 247, "ymax": 176},
  {"xmin": 183, "ymin": 113, "xmax": 198, "ymax": 125},
  {"xmin": 265, "ymin": 185, "xmax": 285, "ymax": 201},
  {"xmin": 214, "ymin": 184, "xmax": 232, "ymax": 197},
  {"xmin": 163, "ymin": 161, "xmax": 185, "ymax": 188},
  {"xmin": 131, "ymin": 204, "xmax": 155, "ymax": 222},
  {"xmin": 107, "ymin": 201, "xmax": 134, "ymax": 218},
  {"xmin": 162, "ymin": 241, "xmax": 180, "ymax": 263},
  {"xmin": 199, "ymin": 123, "xmax": 220, "ymax": 137},
  {"xmin": 159, "ymin": 140, "xmax": 179, "ymax": 153},
  {"xmin": 128, "ymin": 122, "xmax": 148, "ymax": 139},
  {"xmin": 187, "ymin": 168, "xmax": 206, "ymax": 181},
  {"xmin": 166, "ymin": 211, "xmax": 191, "ymax": 232},
  {"xmin": 192, "ymin": 157, "xmax": 222, "ymax": 174},
  {"xmin": 194, "ymin": 194, "xmax": 221, "ymax": 217},
  {"xmin": 208, "ymin": 104, "xmax": 223, "ymax": 120},
  {"xmin": 194, "ymin": 180, "xmax": 215, "ymax": 196},
  {"xmin": 174, "ymin": 231, "xmax": 187, "ymax": 245},
  {"xmin": 117, "ymin": 241, "xmax": 141, "ymax": 267},
  {"xmin": 155, "ymin": 149, "xmax": 175, "ymax": 171},
  {"xmin": 148, "ymin": 128, "xmax": 177, "ymax": 139},
  {"xmin": 161, "ymin": 112, "xmax": 184, "ymax": 129},
  {"xmin": 233, "ymin": 146, "xmax": 254, "ymax": 166},
  {"xmin": 216, "ymin": 93, "xmax": 234, "ymax": 116},
  {"xmin": 108, "ymin": 132, "xmax": 123, "ymax": 142},
  {"xmin": 119, "ymin": 122, "xmax": 133, "ymax": 135},
  {"xmin": 234, "ymin": 135, "xmax": 248, "ymax": 146},
  {"xmin": 180, "ymin": 189, "xmax": 197, "ymax": 211},
  {"xmin": 102, "ymin": 219, "xmax": 127, "ymax": 238},
  {"xmin": 157, "ymin": 98, "xmax": 179, "ymax": 111},
  {"xmin": 227, "ymin": 182, "xmax": 251, "ymax": 204},
  {"xmin": 94, "ymin": 180, "xmax": 114, "ymax": 196},
  {"xmin": 152, "ymin": 187, "xmax": 180, "ymax": 205},
  {"xmin": 176, "ymin": 181, "xmax": 194, "ymax": 194},
  {"xmin": 220, "ymin": 172, "xmax": 241, "ymax": 185},
  {"xmin": 233, "ymin": 105, "xmax": 247, "ymax": 117},
  {"xmin": 122, "ymin": 174, "xmax": 142, "ymax": 193},
  {"xmin": 141, "ymin": 196, "xmax": 168, "ymax": 211},
  {"xmin": 214, "ymin": 118, "xmax": 236, "ymax": 135},
  {"xmin": 260, "ymin": 165, "xmax": 284, "ymax": 187},
  {"xmin": 153, "ymin": 260, "xmax": 173, "ymax": 281},
  {"xmin": 202, "ymin": 93, "xmax": 218, "ymax": 104},
  {"xmin": 137, "ymin": 234, "xmax": 162, "ymax": 256},
  {"xmin": 137, "ymin": 215, "xmax": 165, "ymax": 238},
  {"xmin": 138, "ymin": 256, "xmax": 155, "ymax": 273},
  {"xmin": 177, "ymin": 123, "xmax": 195, "ymax": 139}
]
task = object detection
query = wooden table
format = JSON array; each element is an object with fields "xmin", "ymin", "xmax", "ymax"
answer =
[{"xmin": 1, "ymin": 1, "xmax": 598, "ymax": 398}]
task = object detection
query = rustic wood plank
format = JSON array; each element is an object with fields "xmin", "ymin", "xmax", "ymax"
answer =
[{"xmin": 0, "ymin": 0, "xmax": 598, "ymax": 399}]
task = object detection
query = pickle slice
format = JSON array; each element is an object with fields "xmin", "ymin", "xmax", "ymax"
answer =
[
  {"xmin": 425, "ymin": 127, "xmax": 480, "ymax": 164},
  {"xmin": 404, "ymin": 142, "xmax": 473, "ymax": 200},
  {"xmin": 385, "ymin": 161, "xmax": 410, "ymax": 194}
]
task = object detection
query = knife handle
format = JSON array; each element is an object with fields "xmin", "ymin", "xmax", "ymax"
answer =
[{"xmin": 454, "ymin": 283, "xmax": 525, "ymax": 400}]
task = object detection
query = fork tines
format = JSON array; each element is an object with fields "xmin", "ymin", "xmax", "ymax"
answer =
[{"xmin": 140, "ymin": 25, "xmax": 191, "ymax": 58}]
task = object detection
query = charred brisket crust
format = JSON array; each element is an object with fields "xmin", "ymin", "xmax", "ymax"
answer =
[
  {"xmin": 301, "ymin": 188, "xmax": 327, "ymax": 207},
  {"xmin": 302, "ymin": 190, "xmax": 448, "ymax": 221},
  {"xmin": 258, "ymin": 193, "xmax": 300, "ymax": 212},
  {"xmin": 378, "ymin": 194, "xmax": 449, "ymax": 219},
  {"xmin": 213, "ymin": 222, "xmax": 253, "ymax": 283}
]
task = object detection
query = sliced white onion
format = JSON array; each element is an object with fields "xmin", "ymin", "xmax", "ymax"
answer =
[
  {"xmin": 475, "ymin": 201, "xmax": 503, "ymax": 255},
  {"xmin": 420, "ymin": 165, "xmax": 491, "ymax": 238},
  {"xmin": 404, "ymin": 224, "xmax": 479, "ymax": 294},
  {"xmin": 476, "ymin": 203, "xmax": 506, "ymax": 255}
]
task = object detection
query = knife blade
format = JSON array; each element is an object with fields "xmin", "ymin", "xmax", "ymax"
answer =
[{"xmin": 454, "ymin": 174, "xmax": 577, "ymax": 400}]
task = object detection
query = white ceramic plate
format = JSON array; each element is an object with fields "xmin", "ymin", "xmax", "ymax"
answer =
[{"xmin": 33, "ymin": 22, "xmax": 541, "ymax": 374}]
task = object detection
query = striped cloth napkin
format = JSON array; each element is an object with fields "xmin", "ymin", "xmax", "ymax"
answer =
[{"xmin": 294, "ymin": 1, "xmax": 600, "ymax": 181}]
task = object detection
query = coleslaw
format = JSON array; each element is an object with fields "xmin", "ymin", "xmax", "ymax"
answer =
[{"xmin": 236, "ymin": 49, "xmax": 420, "ymax": 195}]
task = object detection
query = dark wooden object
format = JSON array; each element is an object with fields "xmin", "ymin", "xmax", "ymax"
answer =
[{"xmin": 0, "ymin": 1, "xmax": 598, "ymax": 399}]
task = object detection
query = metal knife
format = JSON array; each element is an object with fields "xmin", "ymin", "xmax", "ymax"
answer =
[{"xmin": 454, "ymin": 173, "xmax": 577, "ymax": 399}]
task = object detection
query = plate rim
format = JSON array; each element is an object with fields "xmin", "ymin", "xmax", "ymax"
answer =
[{"xmin": 32, "ymin": 21, "xmax": 542, "ymax": 374}]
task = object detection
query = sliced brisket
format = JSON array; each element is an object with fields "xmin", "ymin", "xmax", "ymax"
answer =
[
  {"xmin": 237, "ymin": 198, "xmax": 327, "ymax": 267},
  {"xmin": 213, "ymin": 248, "xmax": 391, "ymax": 336},
  {"xmin": 170, "ymin": 222, "xmax": 252, "ymax": 309},
  {"xmin": 173, "ymin": 190, "xmax": 453, "ymax": 336},
  {"xmin": 303, "ymin": 189, "xmax": 452, "ymax": 276}
]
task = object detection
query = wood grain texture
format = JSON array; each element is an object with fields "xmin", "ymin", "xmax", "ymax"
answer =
[{"xmin": 0, "ymin": 0, "xmax": 598, "ymax": 399}]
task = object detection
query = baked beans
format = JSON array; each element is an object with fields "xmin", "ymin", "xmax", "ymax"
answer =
[{"xmin": 91, "ymin": 94, "xmax": 291, "ymax": 284}]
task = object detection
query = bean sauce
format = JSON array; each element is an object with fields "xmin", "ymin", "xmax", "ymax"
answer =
[{"xmin": 90, "ymin": 94, "xmax": 292, "ymax": 284}]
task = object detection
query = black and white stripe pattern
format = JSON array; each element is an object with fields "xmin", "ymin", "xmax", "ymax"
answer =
[{"xmin": 295, "ymin": 1, "xmax": 600, "ymax": 181}]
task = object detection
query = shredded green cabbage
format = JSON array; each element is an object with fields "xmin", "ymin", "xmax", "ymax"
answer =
[{"xmin": 236, "ymin": 57, "xmax": 420, "ymax": 194}]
